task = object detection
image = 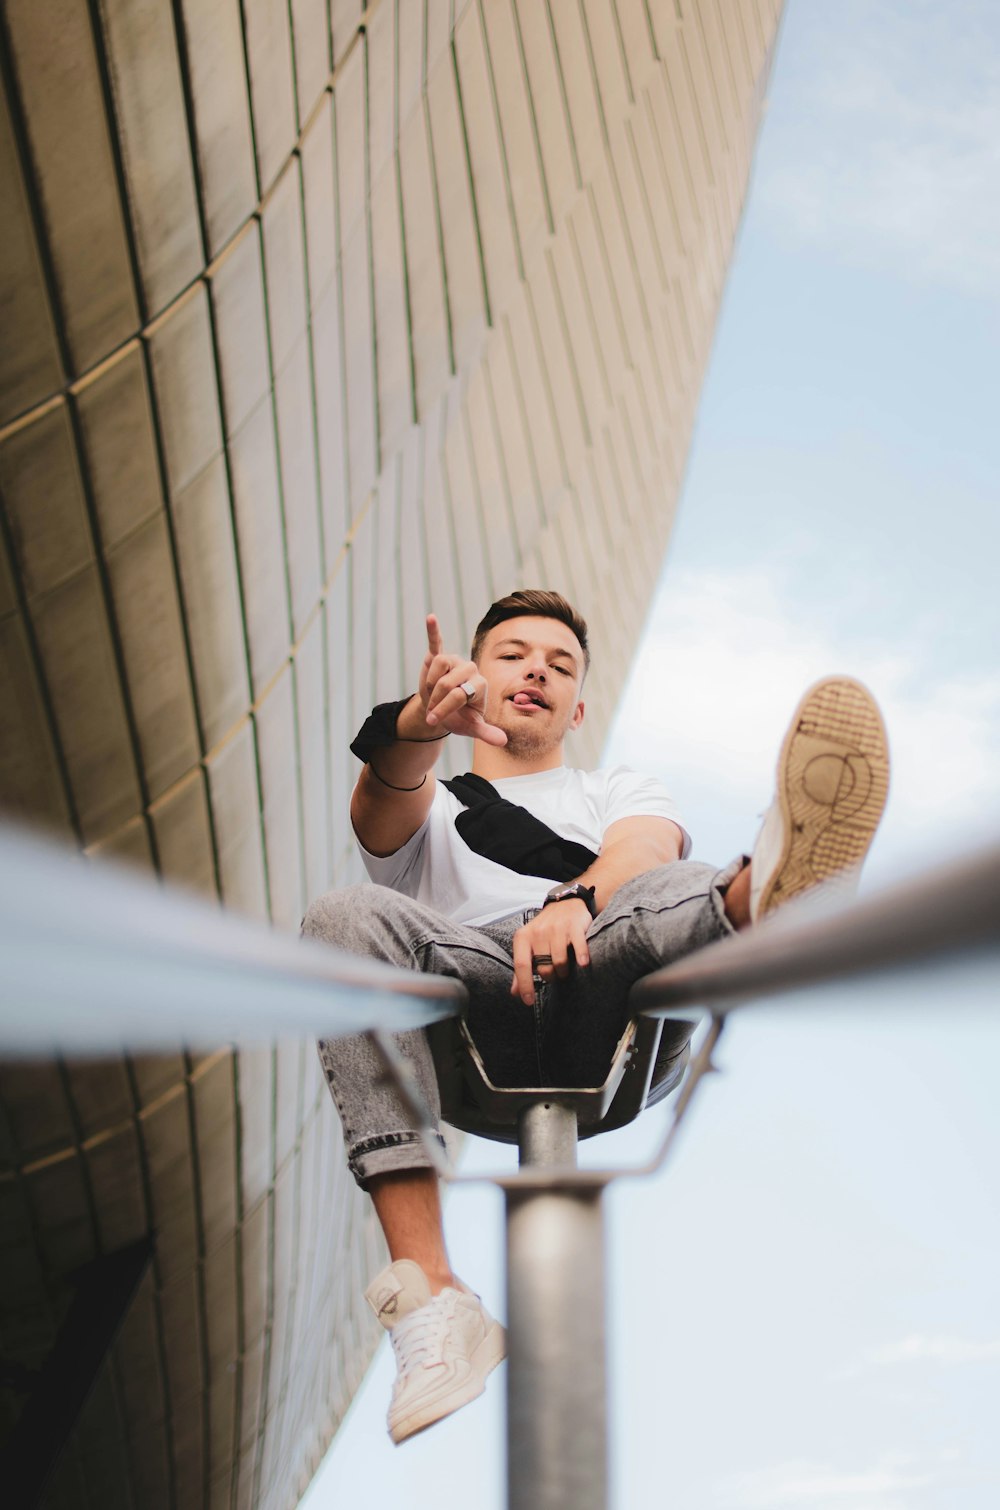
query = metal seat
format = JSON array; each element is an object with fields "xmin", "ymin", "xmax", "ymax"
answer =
[{"xmin": 427, "ymin": 996, "xmax": 700, "ymax": 1147}]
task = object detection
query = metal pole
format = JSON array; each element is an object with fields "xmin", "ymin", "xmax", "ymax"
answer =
[
  {"xmin": 518, "ymin": 1101, "xmax": 579, "ymax": 1169},
  {"xmin": 506, "ymin": 1103, "xmax": 608, "ymax": 1510}
]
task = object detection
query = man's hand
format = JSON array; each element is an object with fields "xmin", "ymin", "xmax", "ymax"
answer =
[
  {"xmin": 510, "ymin": 899, "xmax": 592, "ymax": 1006},
  {"xmin": 420, "ymin": 615, "xmax": 506, "ymax": 747}
]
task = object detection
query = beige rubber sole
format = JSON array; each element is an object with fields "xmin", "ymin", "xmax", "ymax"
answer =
[
  {"xmin": 390, "ymin": 1321, "xmax": 507, "ymax": 1444},
  {"xmin": 756, "ymin": 676, "xmax": 890, "ymax": 916}
]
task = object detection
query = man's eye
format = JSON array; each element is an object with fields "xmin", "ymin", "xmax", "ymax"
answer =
[
  {"xmin": 500, "ymin": 653, "xmax": 519, "ymax": 660},
  {"xmin": 554, "ymin": 665, "xmax": 571, "ymax": 676}
]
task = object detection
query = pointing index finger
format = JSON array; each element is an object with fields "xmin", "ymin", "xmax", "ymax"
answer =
[{"xmin": 425, "ymin": 614, "xmax": 443, "ymax": 657}]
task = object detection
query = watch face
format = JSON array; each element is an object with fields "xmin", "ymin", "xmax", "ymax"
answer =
[{"xmin": 545, "ymin": 882, "xmax": 596, "ymax": 915}]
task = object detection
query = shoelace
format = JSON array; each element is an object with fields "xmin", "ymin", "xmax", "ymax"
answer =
[{"xmin": 390, "ymin": 1290, "xmax": 461, "ymax": 1379}]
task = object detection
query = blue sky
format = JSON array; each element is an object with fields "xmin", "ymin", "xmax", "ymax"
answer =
[{"xmin": 305, "ymin": 3, "xmax": 1000, "ymax": 1505}]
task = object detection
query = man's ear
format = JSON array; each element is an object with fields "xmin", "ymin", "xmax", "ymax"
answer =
[{"xmin": 569, "ymin": 699, "xmax": 585, "ymax": 731}]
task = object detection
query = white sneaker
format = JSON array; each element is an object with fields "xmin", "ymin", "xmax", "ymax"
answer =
[
  {"xmin": 750, "ymin": 676, "xmax": 890, "ymax": 922},
  {"xmin": 365, "ymin": 1259, "xmax": 506, "ymax": 1444}
]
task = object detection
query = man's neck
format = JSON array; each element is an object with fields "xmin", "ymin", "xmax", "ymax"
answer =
[{"xmin": 471, "ymin": 745, "xmax": 565, "ymax": 782}]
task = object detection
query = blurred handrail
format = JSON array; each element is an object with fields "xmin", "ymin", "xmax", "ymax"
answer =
[
  {"xmin": 0, "ymin": 821, "xmax": 465, "ymax": 1055},
  {"xmin": 629, "ymin": 838, "xmax": 1000, "ymax": 1019}
]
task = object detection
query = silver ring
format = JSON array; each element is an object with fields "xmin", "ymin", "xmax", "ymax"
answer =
[{"xmin": 460, "ymin": 679, "xmax": 477, "ymax": 702}]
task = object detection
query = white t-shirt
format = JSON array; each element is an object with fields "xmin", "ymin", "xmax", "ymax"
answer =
[{"xmin": 356, "ymin": 765, "xmax": 691, "ymax": 927}]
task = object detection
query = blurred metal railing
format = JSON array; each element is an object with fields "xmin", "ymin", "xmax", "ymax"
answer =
[{"xmin": 0, "ymin": 821, "xmax": 464, "ymax": 1053}]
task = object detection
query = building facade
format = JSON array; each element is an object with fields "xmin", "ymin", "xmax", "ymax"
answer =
[{"xmin": 0, "ymin": 1, "xmax": 781, "ymax": 1504}]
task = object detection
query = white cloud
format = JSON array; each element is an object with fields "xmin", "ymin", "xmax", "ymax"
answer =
[
  {"xmin": 715, "ymin": 1452, "xmax": 931, "ymax": 1510},
  {"xmin": 857, "ymin": 1334, "xmax": 1000, "ymax": 1369},
  {"xmin": 760, "ymin": 1, "xmax": 1000, "ymax": 297},
  {"xmin": 606, "ymin": 563, "xmax": 1000, "ymax": 871}
]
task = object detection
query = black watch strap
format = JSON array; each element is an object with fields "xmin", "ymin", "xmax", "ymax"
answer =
[{"xmin": 542, "ymin": 882, "xmax": 598, "ymax": 919}]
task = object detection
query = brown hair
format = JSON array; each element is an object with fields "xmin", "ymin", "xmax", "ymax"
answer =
[{"xmin": 470, "ymin": 590, "xmax": 590, "ymax": 673}]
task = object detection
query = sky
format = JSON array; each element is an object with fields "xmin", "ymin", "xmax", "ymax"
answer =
[{"xmin": 305, "ymin": 2, "xmax": 1000, "ymax": 1506}]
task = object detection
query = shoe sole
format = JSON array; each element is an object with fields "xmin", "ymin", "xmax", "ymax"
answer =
[
  {"xmin": 756, "ymin": 676, "xmax": 890, "ymax": 917},
  {"xmin": 390, "ymin": 1321, "xmax": 507, "ymax": 1444}
]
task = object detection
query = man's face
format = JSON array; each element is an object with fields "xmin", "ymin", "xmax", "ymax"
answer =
[{"xmin": 475, "ymin": 615, "xmax": 586, "ymax": 758}]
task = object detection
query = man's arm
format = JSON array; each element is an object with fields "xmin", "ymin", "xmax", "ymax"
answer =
[
  {"xmin": 572, "ymin": 815, "xmax": 685, "ymax": 911},
  {"xmin": 509, "ymin": 815, "xmax": 683, "ymax": 1004},
  {"xmin": 351, "ymin": 615, "xmax": 506, "ymax": 859},
  {"xmin": 350, "ymin": 693, "xmax": 445, "ymax": 858}
]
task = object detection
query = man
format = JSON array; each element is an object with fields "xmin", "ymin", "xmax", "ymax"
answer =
[{"xmin": 305, "ymin": 589, "xmax": 889, "ymax": 1444}]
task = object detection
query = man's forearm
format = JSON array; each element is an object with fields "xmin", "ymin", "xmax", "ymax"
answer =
[
  {"xmin": 350, "ymin": 696, "xmax": 446, "ymax": 857},
  {"xmin": 573, "ymin": 832, "xmax": 683, "ymax": 913},
  {"xmin": 364, "ymin": 694, "xmax": 449, "ymax": 786}
]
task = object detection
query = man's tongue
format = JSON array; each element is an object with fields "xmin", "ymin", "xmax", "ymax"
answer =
[{"xmin": 513, "ymin": 692, "xmax": 541, "ymax": 707}]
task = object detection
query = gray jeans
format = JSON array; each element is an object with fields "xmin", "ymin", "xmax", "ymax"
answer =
[{"xmin": 307, "ymin": 858, "xmax": 743, "ymax": 1186}]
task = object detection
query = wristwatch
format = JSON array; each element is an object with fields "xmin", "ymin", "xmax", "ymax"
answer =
[{"xmin": 542, "ymin": 881, "xmax": 598, "ymax": 919}]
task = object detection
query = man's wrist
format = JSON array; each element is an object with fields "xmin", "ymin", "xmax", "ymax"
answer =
[
  {"xmin": 350, "ymin": 691, "xmax": 447, "ymax": 773},
  {"xmin": 395, "ymin": 694, "xmax": 449, "ymax": 744},
  {"xmin": 542, "ymin": 881, "xmax": 598, "ymax": 919}
]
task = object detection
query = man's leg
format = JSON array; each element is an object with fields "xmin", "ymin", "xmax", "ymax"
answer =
[
  {"xmin": 306, "ymin": 882, "xmax": 522, "ymax": 1230},
  {"xmin": 722, "ymin": 859, "xmax": 752, "ymax": 929},
  {"xmin": 305, "ymin": 884, "xmax": 518, "ymax": 1442},
  {"xmin": 745, "ymin": 674, "xmax": 889, "ymax": 922},
  {"xmin": 367, "ymin": 1169, "xmax": 452, "ymax": 1291},
  {"xmin": 541, "ymin": 676, "xmax": 890, "ymax": 1086},
  {"xmin": 539, "ymin": 858, "xmax": 738, "ymax": 1088}
]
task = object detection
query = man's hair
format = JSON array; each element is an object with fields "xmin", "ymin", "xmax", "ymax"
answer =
[{"xmin": 470, "ymin": 589, "xmax": 590, "ymax": 674}]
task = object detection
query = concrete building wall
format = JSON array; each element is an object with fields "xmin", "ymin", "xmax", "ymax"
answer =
[{"xmin": 0, "ymin": 1, "xmax": 781, "ymax": 1504}]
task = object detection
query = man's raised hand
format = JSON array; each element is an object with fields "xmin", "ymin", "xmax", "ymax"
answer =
[{"xmin": 419, "ymin": 615, "xmax": 507, "ymax": 747}]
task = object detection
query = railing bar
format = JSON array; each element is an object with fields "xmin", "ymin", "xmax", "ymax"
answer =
[{"xmin": 631, "ymin": 841, "xmax": 1000, "ymax": 1018}]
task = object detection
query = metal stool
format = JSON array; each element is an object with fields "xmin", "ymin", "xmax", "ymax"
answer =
[
  {"xmin": 427, "ymin": 1009, "xmax": 696, "ymax": 1145},
  {"xmin": 418, "ymin": 996, "xmax": 701, "ymax": 1510}
]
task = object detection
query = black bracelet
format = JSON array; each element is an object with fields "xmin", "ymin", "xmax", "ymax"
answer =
[
  {"xmin": 396, "ymin": 731, "xmax": 449, "ymax": 743},
  {"xmin": 351, "ymin": 697, "xmax": 449, "ymax": 762},
  {"xmin": 367, "ymin": 760, "xmax": 428, "ymax": 793}
]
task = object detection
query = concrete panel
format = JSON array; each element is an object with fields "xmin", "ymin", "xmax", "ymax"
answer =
[
  {"xmin": 149, "ymin": 766, "xmax": 218, "ymax": 896},
  {"xmin": 243, "ymin": 0, "xmax": 297, "ymax": 194},
  {"xmin": 0, "ymin": 87, "xmax": 62, "ymax": 424},
  {"xmin": 206, "ymin": 719, "xmax": 268, "ymax": 918},
  {"xmin": 453, "ymin": 3, "xmax": 521, "ymax": 312},
  {"xmin": 330, "ymin": 0, "xmax": 363, "ymax": 68},
  {"xmin": 105, "ymin": 511, "xmax": 201, "ymax": 800},
  {"xmin": 3, "ymin": 0, "xmax": 139, "ymax": 373},
  {"xmin": 397, "ymin": 96, "xmax": 451, "ymax": 417},
  {"xmin": 273, "ymin": 340, "xmax": 323, "ymax": 637},
  {"xmin": 0, "ymin": 404, "xmax": 92, "ymax": 602},
  {"xmin": 255, "ymin": 665, "xmax": 305, "ymax": 929},
  {"xmin": 227, "ymin": 399, "xmax": 291, "ymax": 691},
  {"xmin": 98, "ymin": 0, "xmax": 204, "ymax": 315},
  {"xmin": 169, "ymin": 454, "xmax": 249, "ymax": 751},
  {"xmin": 426, "ymin": 48, "xmax": 488, "ymax": 372},
  {"xmin": 289, "ymin": 0, "xmax": 332, "ymax": 122},
  {"xmin": 31, "ymin": 565, "xmax": 141, "ymax": 843},
  {"xmin": 211, "ymin": 225, "xmax": 271, "ymax": 439},
  {"xmin": 261, "ymin": 160, "xmax": 308, "ymax": 374},
  {"xmin": 74, "ymin": 344, "xmax": 165, "ymax": 551},
  {"xmin": 177, "ymin": 0, "xmax": 257, "ymax": 253},
  {"xmin": 370, "ymin": 158, "xmax": 414, "ymax": 463},
  {"xmin": 480, "ymin": 0, "xmax": 549, "ymax": 267},
  {"xmin": 294, "ymin": 615, "xmax": 332, "ymax": 903},
  {"xmin": 0, "ymin": 612, "xmax": 74, "ymax": 833},
  {"xmin": 305, "ymin": 279, "xmax": 349, "ymax": 565},
  {"xmin": 85, "ymin": 811, "xmax": 155, "ymax": 871}
]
